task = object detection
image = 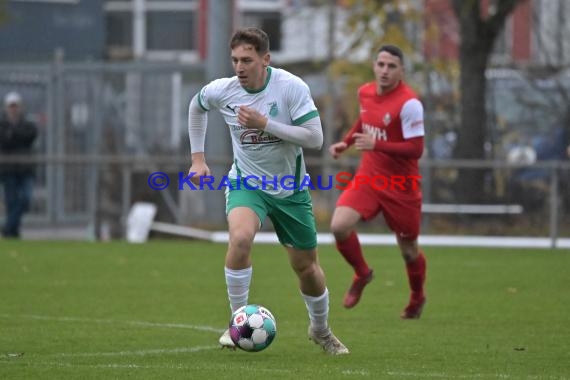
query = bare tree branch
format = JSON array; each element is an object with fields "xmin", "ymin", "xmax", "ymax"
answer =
[{"xmin": 486, "ymin": 0, "xmax": 525, "ymax": 38}]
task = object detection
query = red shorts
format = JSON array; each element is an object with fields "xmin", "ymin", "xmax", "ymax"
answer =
[{"xmin": 336, "ymin": 184, "xmax": 421, "ymax": 240}]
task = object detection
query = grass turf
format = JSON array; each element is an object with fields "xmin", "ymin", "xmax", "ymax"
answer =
[{"xmin": 0, "ymin": 241, "xmax": 569, "ymax": 379}]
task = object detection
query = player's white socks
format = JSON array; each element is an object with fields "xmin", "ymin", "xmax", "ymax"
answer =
[
  {"xmin": 224, "ymin": 266, "xmax": 252, "ymax": 313},
  {"xmin": 302, "ymin": 288, "xmax": 329, "ymax": 332}
]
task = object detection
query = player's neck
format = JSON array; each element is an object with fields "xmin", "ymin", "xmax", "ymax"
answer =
[
  {"xmin": 245, "ymin": 67, "xmax": 270, "ymax": 92},
  {"xmin": 377, "ymin": 80, "xmax": 401, "ymax": 96}
]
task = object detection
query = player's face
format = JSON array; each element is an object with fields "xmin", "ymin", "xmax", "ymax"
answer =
[
  {"xmin": 373, "ymin": 51, "xmax": 403, "ymax": 93},
  {"xmin": 231, "ymin": 44, "xmax": 270, "ymax": 91}
]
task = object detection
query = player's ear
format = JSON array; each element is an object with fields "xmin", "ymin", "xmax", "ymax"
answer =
[{"xmin": 262, "ymin": 53, "xmax": 270, "ymax": 67}]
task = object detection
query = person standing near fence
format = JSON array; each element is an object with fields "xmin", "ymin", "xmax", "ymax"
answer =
[
  {"xmin": 328, "ymin": 45, "xmax": 427, "ymax": 318},
  {"xmin": 187, "ymin": 27, "xmax": 349, "ymax": 354},
  {"xmin": 0, "ymin": 92, "xmax": 38, "ymax": 238}
]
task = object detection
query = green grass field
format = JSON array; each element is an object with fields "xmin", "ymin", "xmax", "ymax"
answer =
[{"xmin": 0, "ymin": 241, "xmax": 569, "ymax": 380}]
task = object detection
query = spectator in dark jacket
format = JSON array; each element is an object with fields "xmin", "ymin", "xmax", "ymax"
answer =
[{"xmin": 0, "ymin": 92, "xmax": 38, "ymax": 238}]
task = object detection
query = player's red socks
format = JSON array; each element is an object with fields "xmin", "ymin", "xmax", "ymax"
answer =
[
  {"xmin": 336, "ymin": 231, "xmax": 370, "ymax": 278},
  {"xmin": 405, "ymin": 252, "xmax": 426, "ymax": 300}
]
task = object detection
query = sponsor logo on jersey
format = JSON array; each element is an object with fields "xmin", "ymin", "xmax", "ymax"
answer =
[
  {"xmin": 239, "ymin": 130, "xmax": 282, "ymax": 145},
  {"xmin": 383, "ymin": 113, "xmax": 392, "ymax": 126},
  {"xmin": 362, "ymin": 123, "xmax": 387, "ymax": 141}
]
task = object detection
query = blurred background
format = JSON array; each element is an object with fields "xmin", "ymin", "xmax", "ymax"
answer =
[{"xmin": 0, "ymin": 0, "xmax": 568, "ymax": 246}]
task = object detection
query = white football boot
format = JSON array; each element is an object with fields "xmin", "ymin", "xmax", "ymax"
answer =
[
  {"xmin": 219, "ymin": 329, "xmax": 236, "ymax": 349},
  {"xmin": 308, "ymin": 326, "xmax": 350, "ymax": 355}
]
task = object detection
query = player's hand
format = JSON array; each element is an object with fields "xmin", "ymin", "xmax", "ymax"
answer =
[
  {"xmin": 353, "ymin": 132, "xmax": 375, "ymax": 151},
  {"xmin": 188, "ymin": 161, "xmax": 211, "ymax": 186},
  {"xmin": 329, "ymin": 142, "xmax": 348, "ymax": 159},
  {"xmin": 238, "ymin": 106, "xmax": 268, "ymax": 130}
]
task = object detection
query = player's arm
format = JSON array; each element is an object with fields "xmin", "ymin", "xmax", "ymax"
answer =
[
  {"xmin": 339, "ymin": 83, "xmax": 365, "ymax": 147},
  {"xmin": 342, "ymin": 118, "xmax": 363, "ymax": 146},
  {"xmin": 374, "ymin": 98, "xmax": 424, "ymax": 159},
  {"xmin": 328, "ymin": 118, "xmax": 362, "ymax": 159},
  {"xmin": 263, "ymin": 117, "xmax": 323, "ymax": 149},
  {"xmin": 237, "ymin": 106, "xmax": 323, "ymax": 149},
  {"xmin": 372, "ymin": 137, "xmax": 424, "ymax": 159},
  {"xmin": 188, "ymin": 94, "xmax": 211, "ymax": 182}
]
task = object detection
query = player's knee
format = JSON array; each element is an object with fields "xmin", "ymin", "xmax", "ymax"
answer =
[
  {"xmin": 294, "ymin": 260, "xmax": 321, "ymax": 281},
  {"xmin": 330, "ymin": 218, "xmax": 350, "ymax": 238},
  {"xmin": 401, "ymin": 247, "xmax": 419, "ymax": 263},
  {"xmin": 229, "ymin": 228, "xmax": 255, "ymax": 252}
]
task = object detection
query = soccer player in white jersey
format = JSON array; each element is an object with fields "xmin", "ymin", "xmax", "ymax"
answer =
[{"xmin": 187, "ymin": 27, "xmax": 349, "ymax": 355}]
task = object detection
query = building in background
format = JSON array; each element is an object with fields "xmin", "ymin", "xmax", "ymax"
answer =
[
  {"xmin": 0, "ymin": 0, "xmax": 105, "ymax": 62},
  {"xmin": 2, "ymin": 0, "xmax": 569, "ymax": 67},
  {"xmin": 1, "ymin": 0, "xmax": 308, "ymax": 64},
  {"xmin": 0, "ymin": 0, "xmax": 379, "ymax": 65}
]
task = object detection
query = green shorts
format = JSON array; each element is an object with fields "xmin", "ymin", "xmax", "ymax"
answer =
[{"xmin": 225, "ymin": 186, "xmax": 317, "ymax": 250}]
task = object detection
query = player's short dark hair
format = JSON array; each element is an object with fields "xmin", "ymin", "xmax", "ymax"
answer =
[
  {"xmin": 230, "ymin": 27, "xmax": 270, "ymax": 54},
  {"xmin": 377, "ymin": 44, "xmax": 404, "ymax": 65}
]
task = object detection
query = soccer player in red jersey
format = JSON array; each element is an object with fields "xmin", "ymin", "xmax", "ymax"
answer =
[{"xmin": 328, "ymin": 45, "xmax": 427, "ymax": 318}]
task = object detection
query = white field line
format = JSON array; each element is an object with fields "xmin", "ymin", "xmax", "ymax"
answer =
[
  {"xmin": 0, "ymin": 360, "xmax": 294, "ymax": 374},
  {"xmin": 385, "ymin": 371, "xmax": 569, "ymax": 380},
  {"xmin": 341, "ymin": 369, "xmax": 370, "ymax": 376},
  {"xmin": 1, "ymin": 358, "xmax": 566, "ymax": 379},
  {"xmin": 51, "ymin": 345, "xmax": 218, "ymax": 358},
  {"xmin": 0, "ymin": 361, "xmax": 190, "ymax": 370},
  {"xmin": 0, "ymin": 313, "xmax": 224, "ymax": 333},
  {"xmin": 386, "ymin": 371, "xmax": 508, "ymax": 379},
  {"xmin": 2, "ymin": 361, "xmax": 566, "ymax": 380}
]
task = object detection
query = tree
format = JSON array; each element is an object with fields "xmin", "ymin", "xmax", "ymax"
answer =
[
  {"xmin": 451, "ymin": 0, "xmax": 525, "ymax": 201},
  {"xmin": 331, "ymin": 0, "xmax": 423, "ymax": 125},
  {"xmin": 335, "ymin": 1, "xmax": 527, "ymax": 202}
]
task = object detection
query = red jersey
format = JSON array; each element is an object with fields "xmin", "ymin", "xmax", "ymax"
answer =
[{"xmin": 343, "ymin": 81, "xmax": 424, "ymax": 195}]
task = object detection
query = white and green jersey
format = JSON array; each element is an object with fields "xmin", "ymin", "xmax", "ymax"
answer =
[{"xmin": 197, "ymin": 66, "xmax": 319, "ymax": 198}]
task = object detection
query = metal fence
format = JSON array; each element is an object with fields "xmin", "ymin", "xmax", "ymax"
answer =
[
  {"xmin": 0, "ymin": 154, "xmax": 568, "ymax": 246},
  {"xmin": 1, "ymin": 62, "xmax": 569, "ymax": 246},
  {"xmin": 0, "ymin": 61, "xmax": 205, "ymax": 228}
]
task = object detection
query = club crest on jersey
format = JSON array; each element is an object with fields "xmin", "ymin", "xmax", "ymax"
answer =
[
  {"xmin": 383, "ymin": 113, "xmax": 392, "ymax": 126},
  {"xmin": 268, "ymin": 101, "xmax": 278, "ymax": 117}
]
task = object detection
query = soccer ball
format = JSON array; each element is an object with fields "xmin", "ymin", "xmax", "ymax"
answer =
[{"xmin": 229, "ymin": 304, "xmax": 277, "ymax": 352}]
